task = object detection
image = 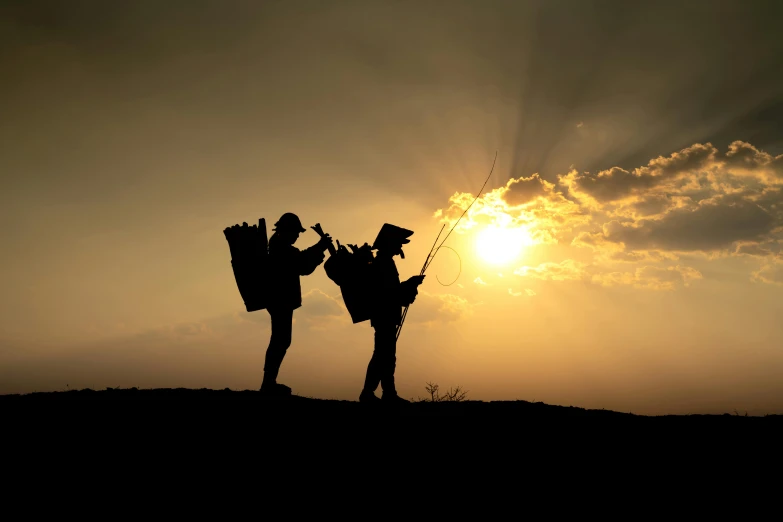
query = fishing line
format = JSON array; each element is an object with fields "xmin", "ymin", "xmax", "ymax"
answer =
[{"xmin": 433, "ymin": 245, "xmax": 461, "ymax": 287}]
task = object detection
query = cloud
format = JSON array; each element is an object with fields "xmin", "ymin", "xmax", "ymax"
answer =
[
  {"xmin": 502, "ymin": 173, "xmax": 554, "ymax": 206},
  {"xmin": 751, "ymin": 261, "xmax": 783, "ymax": 286},
  {"xmin": 433, "ymin": 172, "xmax": 590, "ymax": 246},
  {"xmin": 723, "ymin": 141, "xmax": 783, "ymax": 179},
  {"xmin": 571, "ymin": 232, "xmax": 679, "ymax": 263},
  {"xmin": 525, "ymin": 289, "xmax": 536, "ymax": 296},
  {"xmin": 407, "ymin": 291, "xmax": 471, "ymax": 325},
  {"xmin": 559, "ymin": 143, "xmax": 719, "ymax": 204},
  {"xmin": 604, "ymin": 250, "xmax": 679, "ymax": 263},
  {"xmin": 434, "ymin": 140, "xmax": 783, "ymax": 288},
  {"xmin": 592, "ymin": 265, "xmax": 703, "ymax": 291},
  {"xmin": 137, "ymin": 313, "xmax": 261, "ymax": 345},
  {"xmin": 172, "ymin": 321, "xmax": 211, "ymax": 337},
  {"xmin": 474, "ymin": 277, "xmax": 488, "ymax": 285},
  {"xmin": 92, "ymin": 292, "xmax": 352, "ymax": 362},
  {"xmin": 513, "ymin": 259, "xmax": 587, "ymax": 281},
  {"xmin": 562, "ymin": 142, "xmax": 783, "ymax": 262},
  {"xmin": 79, "ymin": 311, "xmax": 272, "ymax": 359},
  {"xmin": 297, "ymin": 289, "xmax": 348, "ymax": 330},
  {"xmin": 300, "ymin": 289, "xmax": 346, "ymax": 318},
  {"xmin": 733, "ymin": 240, "xmax": 783, "ymax": 259},
  {"xmin": 508, "ymin": 288, "xmax": 522, "ymax": 297},
  {"xmin": 571, "ymin": 231, "xmax": 679, "ymax": 263},
  {"xmin": 601, "ymin": 196, "xmax": 778, "ymax": 252},
  {"xmin": 240, "ymin": 310, "xmax": 271, "ymax": 325}
]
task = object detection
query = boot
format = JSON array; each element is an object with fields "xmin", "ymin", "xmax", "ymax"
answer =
[
  {"xmin": 381, "ymin": 391, "xmax": 410, "ymax": 404},
  {"xmin": 260, "ymin": 383, "xmax": 292, "ymax": 398},
  {"xmin": 359, "ymin": 389, "xmax": 381, "ymax": 403},
  {"xmin": 260, "ymin": 373, "xmax": 292, "ymax": 397},
  {"xmin": 275, "ymin": 383, "xmax": 292, "ymax": 395},
  {"xmin": 380, "ymin": 372, "xmax": 408, "ymax": 404}
]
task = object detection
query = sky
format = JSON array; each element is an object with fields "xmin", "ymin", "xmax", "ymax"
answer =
[{"xmin": 2, "ymin": 0, "xmax": 783, "ymax": 414}]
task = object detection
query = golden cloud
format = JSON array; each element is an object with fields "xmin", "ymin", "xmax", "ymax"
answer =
[
  {"xmin": 406, "ymin": 291, "xmax": 472, "ymax": 325},
  {"xmin": 513, "ymin": 259, "xmax": 588, "ymax": 281},
  {"xmin": 558, "ymin": 143, "xmax": 720, "ymax": 206},
  {"xmin": 723, "ymin": 141, "xmax": 783, "ymax": 181},
  {"xmin": 572, "ymin": 231, "xmax": 679, "ymax": 263},
  {"xmin": 299, "ymin": 289, "xmax": 349, "ymax": 330},
  {"xmin": 433, "ymin": 173, "xmax": 590, "ymax": 246},
  {"xmin": 433, "ymin": 140, "xmax": 783, "ymax": 288},
  {"xmin": 301, "ymin": 289, "xmax": 346, "ymax": 318},
  {"xmin": 751, "ymin": 261, "xmax": 783, "ymax": 286},
  {"xmin": 733, "ymin": 239, "xmax": 783, "ymax": 259},
  {"xmin": 592, "ymin": 265, "xmax": 703, "ymax": 291}
]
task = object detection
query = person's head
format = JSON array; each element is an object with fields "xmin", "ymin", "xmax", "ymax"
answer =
[
  {"xmin": 372, "ymin": 223, "xmax": 413, "ymax": 258},
  {"xmin": 273, "ymin": 212, "xmax": 306, "ymax": 245}
]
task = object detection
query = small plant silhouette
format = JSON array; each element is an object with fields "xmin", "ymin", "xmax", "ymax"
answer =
[{"xmin": 418, "ymin": 381, "xmax": 468, "ymax": 402}]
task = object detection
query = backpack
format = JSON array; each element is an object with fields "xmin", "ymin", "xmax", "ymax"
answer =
[
  {"xmin": 223, "ymin": 218, "xmax": 269, "ymax": 312},
  {"xmin": 324, "ymin": 242, "xmax": 375, "ymax": 324}
]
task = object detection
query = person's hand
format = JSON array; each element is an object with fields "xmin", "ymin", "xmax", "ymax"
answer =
[
  {"xmin": 318, "ymin": 234, "xmax": 333, "ymax": 250},
  {"xmin": 407, "ymin": 275, "xmax": 425, "ymax": 286}
]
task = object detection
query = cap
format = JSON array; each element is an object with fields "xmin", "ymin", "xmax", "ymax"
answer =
[
  {"xmin": 372, "ymin": 223, "xmax": 413, "ymax": 250},
  {"xmin": 274, "ymin": 212, "xmax": 306, "ymax": 233}
]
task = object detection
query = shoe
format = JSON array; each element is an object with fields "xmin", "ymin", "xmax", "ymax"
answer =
[
  {"xmin": 260, "ymin": 382, "xmax": 292, "ymax": 398},
  {"xmin": 382, "ymin": 392, "xmax": 410, "ymax": 404},
  {"xmin": 359, "ymin": 390, "xmax": 381, "ymax": 403}
]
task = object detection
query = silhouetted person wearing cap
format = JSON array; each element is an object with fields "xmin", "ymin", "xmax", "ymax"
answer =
[
  {"xmin": 262, "ymin": 212, "xmax": 333, "ymax": 397},
  {"xmin": 360, "ymin": 223, "xmax": 425, "ymax": 405}
]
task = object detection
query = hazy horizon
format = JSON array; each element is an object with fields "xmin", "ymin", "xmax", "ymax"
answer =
[{"xmin": 2, "ymin": 0, "xmax": 783, "ymax": 415}]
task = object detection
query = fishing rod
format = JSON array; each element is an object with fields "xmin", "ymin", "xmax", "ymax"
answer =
[
  {"xmin": 396, "ymin": 150, "xmax": 499, "ymax": 341},
  {"xmin": 393, "ymin": 224, "xmax": 444, "ymax": 336},
  {"xmin": 395, "ymin": 227, "xmax": 441, "ymax": 341}
]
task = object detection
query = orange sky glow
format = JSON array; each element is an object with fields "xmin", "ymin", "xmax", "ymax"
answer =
[{"xmin": 2, "ymin": 1, "xmax": 782, "ymax": 415}]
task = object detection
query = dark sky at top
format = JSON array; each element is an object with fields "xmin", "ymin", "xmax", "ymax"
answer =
[{"xmin": 3, "ymin": 0, "xmax": 782, "ymax": 199}]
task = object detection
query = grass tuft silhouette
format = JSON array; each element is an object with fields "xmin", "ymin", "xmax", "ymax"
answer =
[{"xmin": 416, "ymin": 382, "xmax": 469, "ymax": 403}]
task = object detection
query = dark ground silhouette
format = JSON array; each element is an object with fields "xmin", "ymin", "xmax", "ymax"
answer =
[{"xmin": 2, "ymin": 388, "xmax": 780, "ymax": 420}]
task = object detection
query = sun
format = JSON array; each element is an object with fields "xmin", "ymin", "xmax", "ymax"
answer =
[{"xmin": 475, "ymin": 226, "xmax": 533, "ymax": 266}]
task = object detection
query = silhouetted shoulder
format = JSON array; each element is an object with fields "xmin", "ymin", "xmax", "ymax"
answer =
[{"xmin": 371, "ymin": 255, "xmax": 398, "ymax": 276}]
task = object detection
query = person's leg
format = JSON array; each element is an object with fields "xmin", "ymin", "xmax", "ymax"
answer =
[
  {"xmin": 377, "ymin": 326, "xmax": 398, "ymax": 396},
  {"xmin": 262, "ymin": 307, "xmax": 293, "ymax": 392},
  {"xmin": 360, "ymin": 326, "xmax": 389, "ymax": 402},
  {"xmin": 374, "ymin": 325, "xmax": 408, "ymax": 403}
]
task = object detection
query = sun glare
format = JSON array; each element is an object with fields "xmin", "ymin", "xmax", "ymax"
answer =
[{"xmin": 475, "ymin": 226, "xmax": 533, "ymax": 266}]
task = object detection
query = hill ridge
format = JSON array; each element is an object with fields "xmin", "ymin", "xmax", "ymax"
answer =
[{"xmin": 2, "ymin": 387, "xmax": 780, "ymax": 419}]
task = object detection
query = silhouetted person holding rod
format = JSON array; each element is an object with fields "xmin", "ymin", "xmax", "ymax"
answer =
[
  {"xmin": 360, "ymin": 223, "xmax": 425, "ymax": 404},
  {"xmin": 262, "ymin": 212, "xmax": 333, "ymax": 397}
]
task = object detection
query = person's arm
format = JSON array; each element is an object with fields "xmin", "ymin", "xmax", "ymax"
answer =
[
  {"xmin": 399, "ymin": 275, "xmax": 425, "ymax": 305},
  {"xmin": 296, "ymin": 236, "xmax": 331, "ymax": 276}
]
